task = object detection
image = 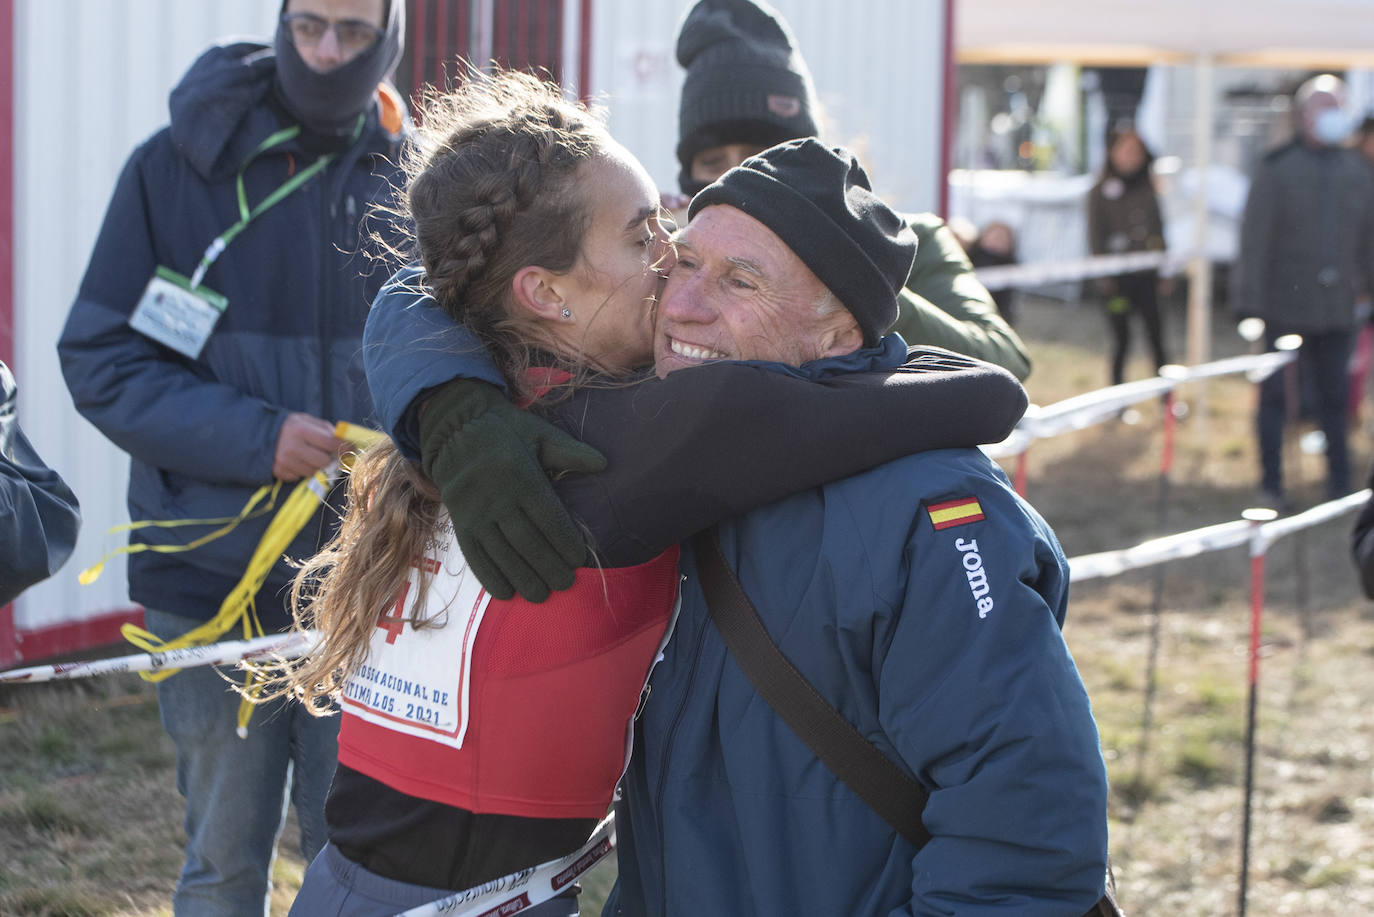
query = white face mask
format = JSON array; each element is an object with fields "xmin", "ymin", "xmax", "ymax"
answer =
[{"xmin": 1313, "ymin": 108, "xmax": 1349, "ymax": 146}]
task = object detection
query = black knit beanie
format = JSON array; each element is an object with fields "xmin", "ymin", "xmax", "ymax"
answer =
[
  {"xmin": 675, "ymin": 0, "xmax": 819, "ymax": 196},
  {"xmin": 689, "ymin": 139, "xmax": 916, "ymax": 346}
]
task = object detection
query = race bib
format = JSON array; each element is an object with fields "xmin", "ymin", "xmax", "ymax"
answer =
[
  {"xmin": 341, "ymin": 534, "xmax": 492, "ymax": 748},
  {"xmin": 128, "ymin": 267, "xmax": 227, "ymax": 359}
]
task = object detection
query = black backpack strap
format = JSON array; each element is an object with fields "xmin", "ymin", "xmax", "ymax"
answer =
[
  {"xmin": 692, "ymin": 526, "xmax": 932, "ymax": 848},
  {"xmin": 692, "ymin": 525, "xmax": 1125, "ymax": 917}
]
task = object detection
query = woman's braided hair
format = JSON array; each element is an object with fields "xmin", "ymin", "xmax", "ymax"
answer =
[
  {"xmin": 256, "ymin": 71, "xmax": 614, "ymax": 714},
  {"xmin": 400, "ymin": 69, "xmax": 609, "ymax": 401}
]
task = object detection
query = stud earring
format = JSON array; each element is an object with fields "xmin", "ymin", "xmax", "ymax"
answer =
[{"xmin": 561, "ymin": 308, "xmax": 572, "ymax": 320}]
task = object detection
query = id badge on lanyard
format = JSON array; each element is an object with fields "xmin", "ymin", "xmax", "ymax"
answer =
[
  {"xmin": 127, "ymin": 116, "xmax": 360, "ymax": 359},
  {"xmin": 129, "ymin": 267, "xmax": 228, "ymax": 360}
]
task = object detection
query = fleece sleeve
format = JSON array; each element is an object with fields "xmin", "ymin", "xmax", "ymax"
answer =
[
  {"xmin": 866, "ymin": 471, "xmax": 1109, "ymax": 914},
  {"xmin": 0, "ymin": 363, "xmax": 81, "ymax": 605},
  {"xmin": 56, "ymin": 150, "xmax": 289, "ymax": 485},
  {"xmin": 362, "ymin": 263, "xmax": 507, "ymax": 460},
  {"xmin": 891, "ymin": 214, "xmax": 1032, "ymax": 381},
  {"xmin": 549, "ymin": 349, "xmax": 1027, "ymax": 566}
]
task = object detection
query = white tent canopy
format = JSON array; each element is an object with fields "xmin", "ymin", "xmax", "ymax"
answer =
[
  {"xmin": 955, "ymin": 0, "xmax": 1374, "ymax": 363},
  {"xmin": 957, "ymin": 0, "xmax": 1374, "ymax": 68}
]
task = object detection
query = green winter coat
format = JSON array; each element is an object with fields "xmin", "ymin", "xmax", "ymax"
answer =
[{"xmin": 892, "ymin": 212, "xmax": 1032, "ymax": 380}]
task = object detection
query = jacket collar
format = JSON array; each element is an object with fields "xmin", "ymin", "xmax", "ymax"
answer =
[{"xmin": 732, "ymin": 333, "xmax": 908, "ymax": 381}]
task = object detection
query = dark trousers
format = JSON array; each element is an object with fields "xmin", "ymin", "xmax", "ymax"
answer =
[
  {"xmin": 1104, "ymin": 271, "xmax": 1167, "ymax": 385},
  {"xmin": 1258, "ymin": 328, "xmax": 1353, "ymax": 498}
]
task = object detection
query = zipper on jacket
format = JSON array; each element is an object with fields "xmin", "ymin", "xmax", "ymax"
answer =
[
  {"xmin": 319, "ymin": 148, "xmax": 360, "ymax": 423},
  {"xmin": 653, "ymin": 581, "xmax": 712, "ymax": 917},
  {"xmin": 319, "ymin": 171, "xmax": 336, "ymax": 424}
]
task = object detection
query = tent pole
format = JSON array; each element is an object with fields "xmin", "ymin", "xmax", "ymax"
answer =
[
  {"xmin": 1186, "ymin": 53, "xmax": 1214, "ymax": 368},
  {"xmin": 1185, "ymin": 53, "xmax": 1214, "ymax": 439}
]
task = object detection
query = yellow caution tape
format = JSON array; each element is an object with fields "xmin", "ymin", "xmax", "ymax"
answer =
[
  {"xmin": 113, "ymin": 422, "xmax": 387, "ymax": 736},
  {"xmin": 79, "ymin": 482, "xmax": 282, "ymax": 585},
  {"xmin": 334, "ymin": 420, "xmax": 387, "ymax": 451}
]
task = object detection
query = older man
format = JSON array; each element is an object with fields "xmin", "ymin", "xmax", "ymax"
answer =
[
  {"xmin": 609, "ymin": 140, "xmax": 1107, "ymax": 916},
  {"xmin": 58, "ymin": 0, "xmax": 408, "ymax": 911},
  {"xmin": 1234, "ymin": 74, "xmax": 1374, "ymax": 508},
  {"xmin": 364, "ymin": 140, "xmax": 1111, "ymax": 914}
]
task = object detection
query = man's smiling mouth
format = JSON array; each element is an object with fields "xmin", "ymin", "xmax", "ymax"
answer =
[{"xmin": 669, "ymin": 338, "xmax": 728, "ymax": 361}]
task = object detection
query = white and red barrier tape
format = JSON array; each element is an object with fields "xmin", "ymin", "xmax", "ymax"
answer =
[
  {"xmin": 1066, "ymin": 490, "xmax": 1368, "ymax": 583},
  {"xmin": 982, "ymin": 350, "xmax": 1296, "ymax": 460},
  {"xmin": 5, "ymin": 488, "xmax": 1363, "ymax": 681},
  {"xmin": 0, "ymin": 631, "xmax": 316, "ymax": 684},
  {"xmin": 974, "ymin": 250, "xmax": 1180, "ymax": 290}
]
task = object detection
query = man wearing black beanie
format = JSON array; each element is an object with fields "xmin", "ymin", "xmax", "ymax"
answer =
[
  {"xmin": 670, "ymin": 0, "xmax": 1031, "ymax": 381},
  {"xmin": 608, "ymin": 139, "xmax": 1114, "ymax": 916},
  {"xmin": 58, "ymin": 1, "xmax": 409, "ymax": 911}
]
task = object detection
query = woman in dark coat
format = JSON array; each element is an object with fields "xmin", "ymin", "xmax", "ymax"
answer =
[{"xmin": 1087, "ymin": 125, "xmax": 1169, "ymax": 385}]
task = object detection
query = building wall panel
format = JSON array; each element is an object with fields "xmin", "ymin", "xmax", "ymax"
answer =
[
  {"xmin": 12, "ymin": 0, "xmax": 279, "ymax": 643},
  {"xmin": 8, "ymin": 0, "xmax": 947, "ymax": 655}
]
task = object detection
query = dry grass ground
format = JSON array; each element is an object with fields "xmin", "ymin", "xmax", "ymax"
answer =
[{"xmin": 2, "ymin": 294, "xmax": 1372, "ymax": 915}]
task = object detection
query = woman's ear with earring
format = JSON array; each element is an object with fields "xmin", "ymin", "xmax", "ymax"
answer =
[{"xmin": 511, "ymin": 265, "xmax": 573, "ymax": 322}]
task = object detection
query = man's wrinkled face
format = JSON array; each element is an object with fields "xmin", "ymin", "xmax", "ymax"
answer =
[{"xmin": 653, "ymin": 205, "xmax": 862, "ymax": 378}]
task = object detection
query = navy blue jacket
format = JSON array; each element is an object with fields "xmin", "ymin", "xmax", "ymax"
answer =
[
  {"xmin": 58, "ymin": 42, "xmax": 408, "ymax": 628},
  {"xmin": 605, "ymin": 350, "xmax": 1108, "ymax": 917},
  {"xmin": 607, "ymin": 457, "xmax": 1108, "ymax": 916},
  {"xmin": 1, "ymin": 361, "xmax": 81, "ymax": 605}
]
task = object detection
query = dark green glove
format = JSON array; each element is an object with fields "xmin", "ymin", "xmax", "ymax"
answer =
[{"xmin": 419, "ymin": 377, "xmax": 606, "ymax": 602}]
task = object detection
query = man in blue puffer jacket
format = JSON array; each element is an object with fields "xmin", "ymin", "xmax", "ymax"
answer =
[
  {"xmin": 57, "ymin": 2, "xmax": 409, "ymax": 912},
  {"xmin": 364, "ymin": 139, "xmax": 1111, "ymax": 915}
]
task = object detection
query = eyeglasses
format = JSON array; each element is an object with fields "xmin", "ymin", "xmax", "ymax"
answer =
[{"xmin": 281, "ymin": 12, "xmax": 383, "ymax": 54}]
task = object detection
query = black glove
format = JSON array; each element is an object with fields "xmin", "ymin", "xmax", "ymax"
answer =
[{"xmin": 419, "ymin": 378, "xmax": 606, "ymax": 601}]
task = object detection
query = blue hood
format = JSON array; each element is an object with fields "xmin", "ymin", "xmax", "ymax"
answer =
[{"xmin": 169, "ymin": 41, "xmax": 279, "ymax": 181}]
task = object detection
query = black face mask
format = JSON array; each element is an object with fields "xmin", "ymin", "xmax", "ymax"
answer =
[{"xmin": 273, "ymin": 1, "xmax": 404, "ymax": 136}]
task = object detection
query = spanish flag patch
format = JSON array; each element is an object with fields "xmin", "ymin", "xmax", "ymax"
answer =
[{"xmin": 927, "ymin": 496, "xmax": 985, "ymax": 530}]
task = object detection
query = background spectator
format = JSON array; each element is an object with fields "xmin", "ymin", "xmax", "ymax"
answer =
[
  {"xmin": 962, "ymin": 219, "xmax": 1021, "ymax": 326},
  {"xmin": 1233, "ymin": 74, "xmax": 1374, "ymax": 507},
  {"xmin": 1087, "ymin": 123, "xmax": 1169, "ymax": 386}
]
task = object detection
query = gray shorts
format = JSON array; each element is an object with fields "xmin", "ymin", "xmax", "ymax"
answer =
[{"xmin": 288, "ymin": 843, "xmax": 580, "ymax": 917}]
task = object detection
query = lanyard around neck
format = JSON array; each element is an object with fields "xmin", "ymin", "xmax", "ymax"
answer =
[{"xmin": 189, "ymin": 113, "xmax": 365, "ymax": 289}]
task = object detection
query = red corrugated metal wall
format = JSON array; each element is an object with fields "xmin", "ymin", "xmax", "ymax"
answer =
[
  {"xmin": 1, "ymin": 0, "xmax": 16, "ymax": 666},
  {"xmin": 398, "ymin": 0, "xmax": 570, "ymax": 100}
]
